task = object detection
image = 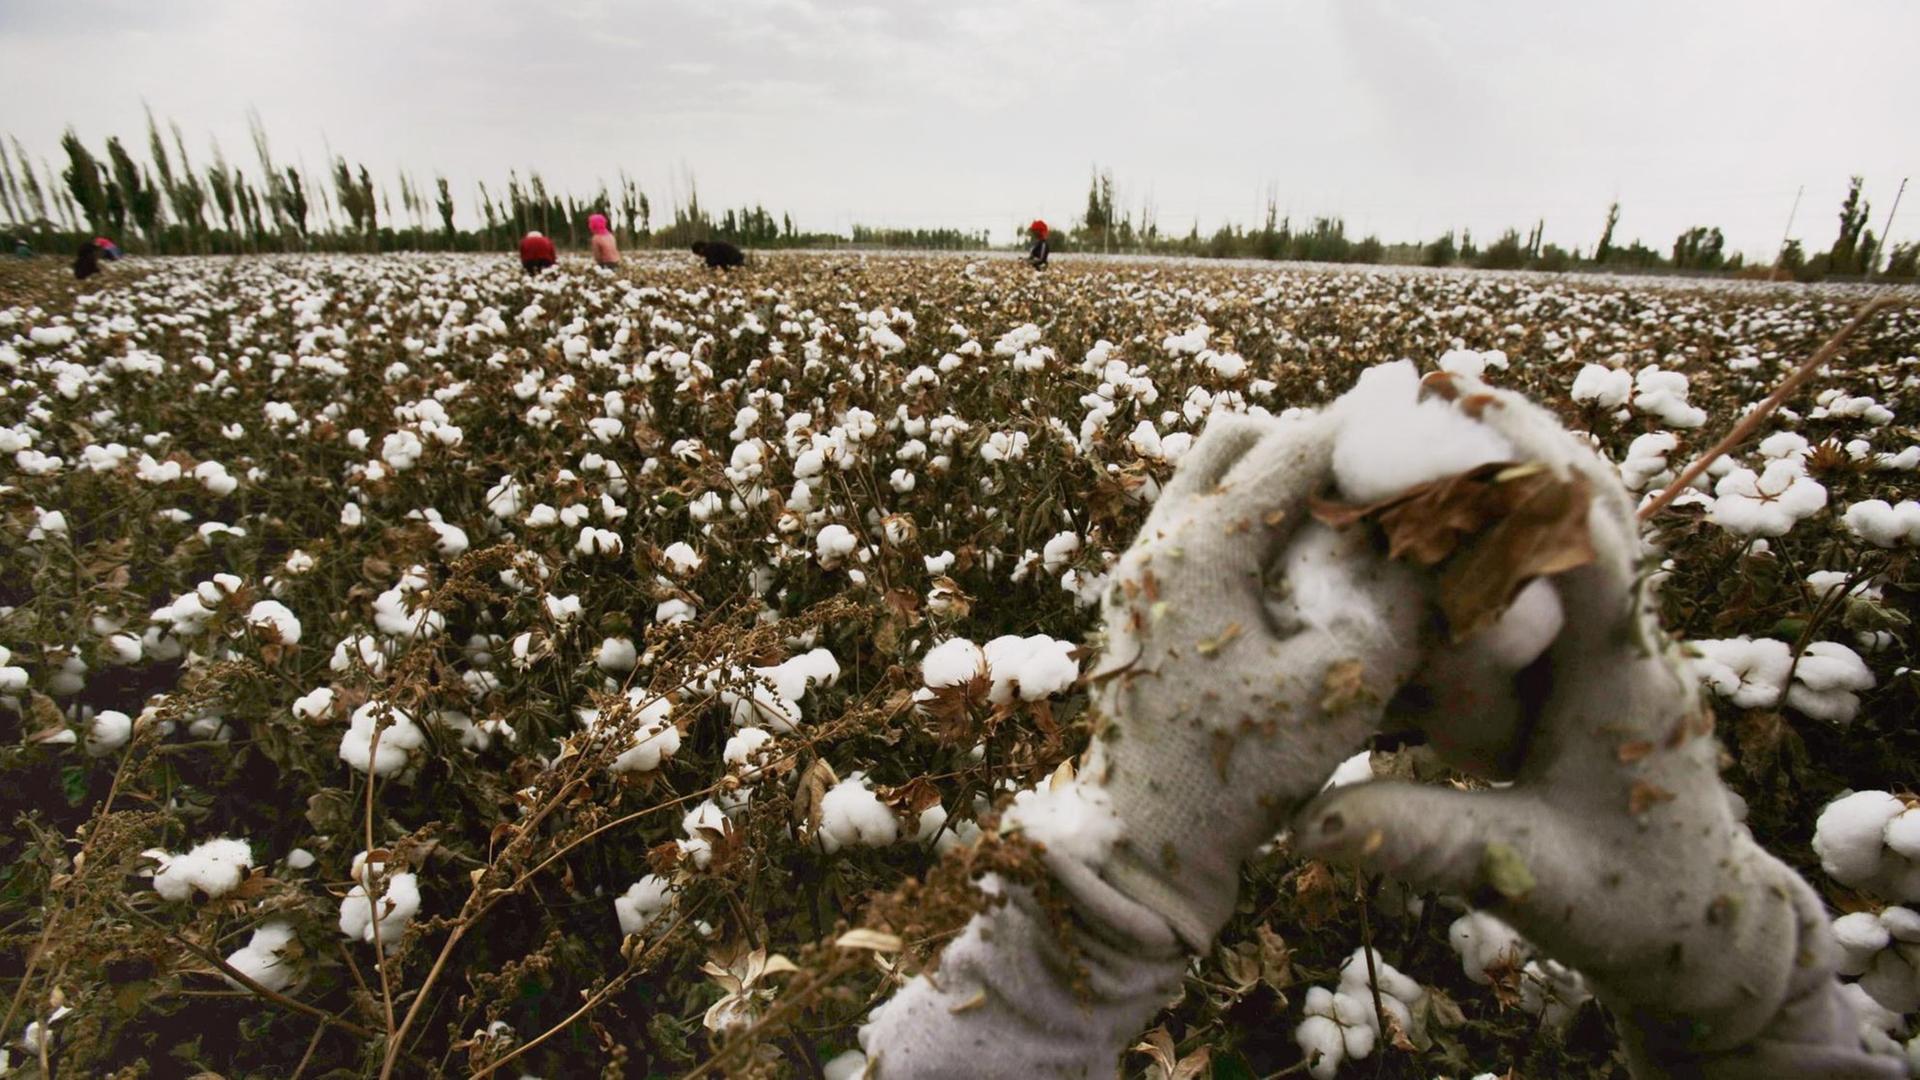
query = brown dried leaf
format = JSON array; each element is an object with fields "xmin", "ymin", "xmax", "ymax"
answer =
[{"xmin": 1629, "ymin": 780, "xmax": 1676, "ymax": 816}]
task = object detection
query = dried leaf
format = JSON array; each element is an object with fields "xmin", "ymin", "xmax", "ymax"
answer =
[
  {"xmin": 1629, "ymin": 779, "xmax": 1676, "ymax": 816},
  {"xmin": 835, "ymin": 928, "xmax": 905, "ymax": 952}
]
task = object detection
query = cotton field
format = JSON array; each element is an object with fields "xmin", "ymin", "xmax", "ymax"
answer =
[{"xmin": 2, "ymin": 252, "xmax": 1918, "ymax": 1077}]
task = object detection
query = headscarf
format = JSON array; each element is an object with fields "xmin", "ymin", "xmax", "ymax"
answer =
[
  {"xmin": 1029, "ymin": 219, "xmax": 1049, "ymax": 239},
  {"xmin": 588, "ymin": 214, "xmax": 610, "ymax": 236}
]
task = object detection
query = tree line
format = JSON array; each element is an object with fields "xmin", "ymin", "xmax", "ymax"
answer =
[
  {"xmin": 1051, "ymin": 168, "xmax": 1915, "ymax": 280},
  {"xmin": 2, "ymin": 118, "xmax": 1911, "ymax": 280}
]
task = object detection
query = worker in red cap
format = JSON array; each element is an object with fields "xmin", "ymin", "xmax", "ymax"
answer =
[
  {"xmin": 519, "ymin": 231, "xmax": 557, "ymax": 274},
  {"xmin": 1027, "ymin": 219, "xmax": 1050, "ymax": 269}
]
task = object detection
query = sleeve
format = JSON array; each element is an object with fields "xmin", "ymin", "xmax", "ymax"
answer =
[{"xmin": 859, "ymin": 860, "xmax": 1187, "ymax": 1079}]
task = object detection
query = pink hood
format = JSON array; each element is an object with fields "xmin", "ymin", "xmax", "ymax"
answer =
[{"xmin": 588, "ymin": 214, "xmax": 610, "ymax": 236}]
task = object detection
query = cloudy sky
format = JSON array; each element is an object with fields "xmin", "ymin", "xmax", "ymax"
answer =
[{"xmin": 2, "ymin": 0, "xmax": 1915, "ymax": 259}]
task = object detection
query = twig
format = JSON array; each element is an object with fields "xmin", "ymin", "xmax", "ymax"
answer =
[{"xmin": 1640, "ymin": 295, "xmax": 1891, "ymax": 521}]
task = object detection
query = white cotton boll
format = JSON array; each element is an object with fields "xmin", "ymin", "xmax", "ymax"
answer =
[
  {"xmin": 1690, "ymin": 637, "xmax": 1793, "ymax": 709},
  {"xmin": 1708, "ymin": 460, "xmax": 1827, "ymax": 537},
  {"xmin": 614, "ymin": 875, "xmax": 675, "ymax": 935},
  {"xmin": 816, "ymin": 523, "xmax": 858, "ymax": 567},
  {"xmin": 544, "ymin": 594, "xmax": 583, "ymax": 624},
  {"xmin": 1860, "ymin": 948, "xmax": 1920, "ymax": 1015},
  {"xmin": 1517, "ymin": 959, "xmax": 1592, "ymax": 1028},
  {"xmin": 921, "ymin": 638, "xmax": 986, "ymax": 689},
  {"xmin": 1437, "ymin": 348, "xmax": 1494, "ymax": 380},
  {"xmin": 1571, "ymin": 364, "xmax": 1633, "ymax": 408},
  {"xmin": 1329, "ymin": 360, "xmax": 1515, "ymax": 503},
  {"xmin": 1834, "ymin": 911, "xmax": 1892, "ymax": 976},
  {"xmin": 1474, "ymin": 579, "xmax": 1564, "ymax": 671},
  {"xmin": 656, "ymin": 598, "xmax": 695, "ymax": 625},
  {"xmin": 1450, "ymin": 910, "xmax": 1532, "ymax": 984},
  {"xmin": 101, "ymin": 631, "xmax": 143, "ymax": 665},
  {"xmin": 338, "ymin": 872, "xmax": 420, "ymax": 951},
  {"xmin": 608, "ymin": 697, "xmax": 679, "ymax": 774},
  {"xmin": 150, "ymin": 837, "xmax": 253, "ymax": 901},
  {"xmin": 822, "ymin": 1050, "xmax": 869, "ymax": 1080},
  {"xmin": 1785, "ymin": 641, "xmax": 1876, "ymax": 724},
  {"xmin": 1041, "ymin": 531, "xmax": 1081, "ymax": 574},
  {"xmin": 286, "ymin": 848, "xmax": 316, "ymax": 871},
  {"xmin": 245, "ymin": 600, "xmax": 302, "ymax": 645},
  {"xmin": 225, "ymin": 921, "xmax": 300, "ymax": 993},
  {"xmin": 1813, "ymin": 791, "xmax": 1905, "ymax": 887},
  {"xmin": 1294, "ymin": 1013, "xmax": 1347, "ymax": 1080},
  {"xmin": 724, "ymin": 727, "xmax": 776, "ymax": 778},
  {"xmin": 596, "ymin": 637, "xmax": 638, "ymax": 673},
  {"xmin": 817, "ymin": 774, "xmax": 899, "ymax": 853},
  {"xmin": 338, "ymin": 701, "xmax": 425, "ymax": 777},
  {"xmin": 1843, "ymin": 500, "xmax": 1920, "ymax": 548},
  {"xmin": 1003, "ymin": 779, "xmax": 1123, "ymax": 865},
  {"xmin": 981, "ymin": 634, "xmax": 1079, "ymax": 702},
  {"xmin": 1620, "ymin": 432, "xmax": 1679, "ymax": 491},
  {"xmin": 1887, "ymin": 812, "xmax": 1920, "ymax": 862},
  {"xmin": 85, "ymin": 710, "xmax": 132, "ymax": 757},
  {"xmin": 662, "ymin": 541, "xmax": 703, "ymax": 576},
  {"xmin": 1632, "ymin": 367, "xmax": 1708, "ymax": 428},
  {"xmin": 1322, "ymin": 750, "xmax": 1373, "ymax": 791},
  {"xmin": 292, "ymin": 687, "xmax": 336, "ymax": 723},
  {"xmin": 576, "ymin": 526, "xmax": 624, "ymax": 556},
  {"xmin": 339, "ymin": 502, "xmax": 364, "ymax": 528}
]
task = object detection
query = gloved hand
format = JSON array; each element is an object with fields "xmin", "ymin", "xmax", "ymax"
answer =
[
  {"xmin": 864, "ymin": 411, "xmax": 1431, "ymax": 1077},
  {"xmin": 1081, "ymin": 409, "xmax": 1430, "ymax": 950},
  {"xmin": 1292, "ymin": 378, "xmax": 1901, "ymax": 1078}
]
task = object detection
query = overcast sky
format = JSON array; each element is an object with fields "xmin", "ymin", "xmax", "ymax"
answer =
[{"xmin": 2, "ymin": 0, "xmax": 1915, "ymax": 259}]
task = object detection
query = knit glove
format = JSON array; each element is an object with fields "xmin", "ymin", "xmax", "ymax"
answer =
[
  {"xmin": 1291, "ymin": 380, "xmax": 1902, "ymax": 1079},
  {"xmin": 862, "ymin": 412, "xmax": 1430, "ymax": 1077},
  {"xmin": 1083, "ymin": 409, "xmax": 1429, "ymax": 950}
]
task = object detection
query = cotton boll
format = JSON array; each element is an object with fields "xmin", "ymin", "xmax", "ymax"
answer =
[
  {"xmin": 614, "ymin": 875, "xmax": 675, "ymax": 936},
  {"xmin": 723, "ymin": 727, "xmax": 775, "ymax": 778},
  {"xmin": 338, "ymin": 872, "xmax": 420, "ymax": 952},
  {"xmin": 1328, "ymin": 360, "xmax": 1515, "ymax": 504},
  {"xmin": 1041, "ymin": 531, "xmax": 1081, "ymax": 574},
  {"xmin": 980, "ymin": 634, "xmax": 1079, "ymax": 703},
  {"xmin": 1887, "ymin": 811, "xmax": 1920, "ymax": 861},
  {"xmin": 661, "ymin": 541, "xmax": 703, "ymax": 576},
  {"xmin": 150, "ymin": 837, "xmax": 253, "ymax": 901},
  {"xmin": 1860, "ymin": 947, "xmax": 1920, "ymax": 1014},
  {"xmin": 596, "ymin": 636, "xmax": 638, "ymax": 673},
  {"xmin": 1843, "ymin": 500, "xmax": 1920, "ymax": 548},
  {"xmin": 1002, "ymin": 778, "xmax": 1123, "ymax": 865},
  {"xmin": 1517, "ymin": 959, "xmax": 1592, "ymax": 1029},
  {"xmin": 1570, "ymin": 364, "xmax": 1632, "ymax": 409},
  {"xmin": 822, "ymin": 1050, "xmax": 869, "ymax": 1080},
  {"xmin": 1450, "ymin": 910, "xmax": 1532, "ymax": 984},
  {"xmin": 1834, "ymin": 911, "xmax": 1892, "ymax": 977},
  {"xmin": 225, "ymin": 921, "xmax": 301, "ymax": 993},
  {"xmin": 1690, "ymin": 638, "xmax": 1793, "ymax": 709},
  {"xmin": 245, "ymin": 600, "xmax": 302, "ymax": 645},
  {"xmin": 1321, "ymin": 750, "xmax": 1373, "ymax": 791},
  {"xmin": 1294, "ymin": 1013, "xmax": 1347, "ymax": 1080},
  {"xmin": 338, "ymin": 701, "xmax": 426, "ymax": 776},
  {"xmin": 1785, "ymin": 641, "xmax": 1876, "ymax": 724},
  {"xmin": 84, "ymin": 710, "xmax": 132, "ymax": 756},
  {"xmin": 607, "ymin": 696, "xmax": 679, "ymax": 774},
  {"xmin": 1708, "ymin": 460, "xmax": 1827, "ymax": 537},
  {"xmin": 1813, "ymin": 791, "xmax": 1906, "ymax": 889},
  {"xmin": 817, "ymin": 774, "xmax": 899, "ymax": 853},
  {"xmin": 920, "ymin": 638, "xmax": 986, "ymax": 689}
]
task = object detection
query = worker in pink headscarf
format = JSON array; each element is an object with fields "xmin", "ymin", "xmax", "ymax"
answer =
[{"xmin": 588, "ymin": 213, "xmax": 620, "ymax": 268}]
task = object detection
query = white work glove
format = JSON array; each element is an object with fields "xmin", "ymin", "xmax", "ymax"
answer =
[
  {"xmin": 864, "ymin": 411, "xmax": 1430, "ymax": 1077},
  {"xmin": 1292, "ymin": 378, "xmax": 1902, "ymax": 1079}
]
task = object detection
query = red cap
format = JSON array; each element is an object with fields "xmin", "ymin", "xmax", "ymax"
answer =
[{"xmin": 1029, "ymin": 219, "xmax": 1049, "ymax": 238}]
